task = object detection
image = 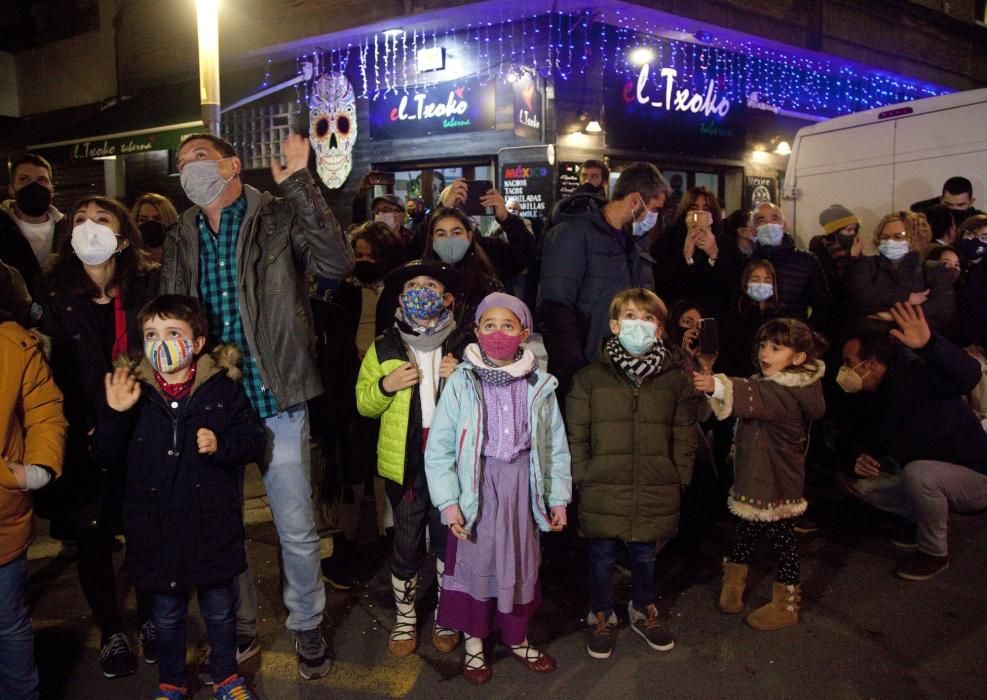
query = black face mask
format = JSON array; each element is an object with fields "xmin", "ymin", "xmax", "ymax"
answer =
[
  {"xmin": 14, "ymin": 182, "xmax": 53, "ymax": 217},
  {"xmin": 138, "ymin": 220, "xmax": 166, "ymax": 248},
  {"xmin": 353, "ymin": 260, "xmax": 380, "ymax": 285}
]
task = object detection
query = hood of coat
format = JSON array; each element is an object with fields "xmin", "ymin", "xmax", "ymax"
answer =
[
  {"xmin": 120, "ymin": 343, "xmax": 244, "ymax": 399},
  {"xmin": 547, "ymin": 191, "xmax": 611, "ymax": 232}
]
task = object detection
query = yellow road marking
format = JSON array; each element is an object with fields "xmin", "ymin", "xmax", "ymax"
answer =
[{"xmin": 257, "ymin": 649, "xmax": 422, "ymax": 698}]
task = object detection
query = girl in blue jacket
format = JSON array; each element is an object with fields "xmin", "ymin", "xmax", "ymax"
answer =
[{"xmin": 425, "ymin": 292, "xmax": 571, "ymax": 685}]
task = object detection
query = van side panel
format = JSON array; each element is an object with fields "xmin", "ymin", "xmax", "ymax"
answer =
[
  {"xmin": 788, "ymin": 122, "xmax": 895, "ymax": 249},
  {"xmin": 891, "ymin": 103, "xmax": 987, "ymax": 210}
]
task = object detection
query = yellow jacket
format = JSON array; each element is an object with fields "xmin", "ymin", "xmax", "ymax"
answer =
[{"xmin": 0, "ymin": 321, "xmax": 67, "ymax": 565}]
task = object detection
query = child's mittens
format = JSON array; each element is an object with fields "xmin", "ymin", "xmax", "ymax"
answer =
[
  {"xmin": 549, "ymin": 505, "xmax": 567, "ymax": 531},
  {"xmin": 196, "ymin": 428, "xmax": 218, "ymax": 455}
]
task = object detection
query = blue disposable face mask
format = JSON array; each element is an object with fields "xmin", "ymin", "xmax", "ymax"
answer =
[
  {"xmin": 633, "ymin": 209, "xmax": 660, "ymax": 238},
  {"xmin": 878, "ymin": 239, "xmax": 911, "ymax": 261},
  {"xmin": 755, "ymin": 222, "xmax": 785, "ymax": 247},
  {"xmin": 746, "ymin": 282, "xmax": 774, "ymax": 302},
  {"xmin": 618, "ymin": 319, "xmax": 658, "ymax": 355},
  {"xmin": 432, "ymin": 236, "xmax": 471, "ymax": 265}
]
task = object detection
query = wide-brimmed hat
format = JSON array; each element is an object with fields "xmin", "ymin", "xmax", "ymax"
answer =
[{"xmin": 383, "ymin": 259, "xmax": 461, "ymax": 295}]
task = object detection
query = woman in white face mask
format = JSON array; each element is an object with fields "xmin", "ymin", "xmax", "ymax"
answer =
[
  {"xmin": 843, "ymin": 211, "xmax": 956, "ymax": 334},
  {"xmin": 39, "ymin": 196, "xmax": 160, "ymax": 679}
]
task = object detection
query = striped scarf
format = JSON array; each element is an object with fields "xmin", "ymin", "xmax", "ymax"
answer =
[{"xmin": 605, "ymin": 335, "xmax": 666, "ymax": 385}]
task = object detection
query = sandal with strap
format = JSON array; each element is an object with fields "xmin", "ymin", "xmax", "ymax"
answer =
[
  {"xmin": 389, "ymin": 576, "xmax": 418, "ymax": 657},
  {"xmin": 463, "ymin": 647, "xmax": 492, "ymax": 685},
  {"xmin": 511, "ymin": 643, "xmax": 557, "ymax": 673}
]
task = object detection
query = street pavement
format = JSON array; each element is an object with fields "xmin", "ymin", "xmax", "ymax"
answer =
[{"xmin": 25, "ymin": 475, "xmax": 987, "ymax": 700}]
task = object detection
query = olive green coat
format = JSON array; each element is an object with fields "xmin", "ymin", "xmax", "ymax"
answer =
[{"xmin": 566, "ymin": 345, "xmax": 699, "ymax": 542}]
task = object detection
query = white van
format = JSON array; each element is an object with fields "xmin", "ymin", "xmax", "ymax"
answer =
[{"xmin": 782, "ymin": 88, "xmax": 987, "ymax": 250}]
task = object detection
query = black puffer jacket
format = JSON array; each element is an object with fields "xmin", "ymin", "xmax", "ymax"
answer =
[
  {"xmin": 751, "ymin": 237, "xmax": 832, "ymax": 332},
  {"xmin": 95, "ymin": 345, "xmax": 266, "ymax": 592}
]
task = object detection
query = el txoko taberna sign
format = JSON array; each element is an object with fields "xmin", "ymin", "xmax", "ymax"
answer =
[
  {"xmin": 368, "ymin": 77, "xmax": 496, "ymax": 140},
  {"xmin": 605, "ymin": 62, "xmax": 747, "ymax": 158}
]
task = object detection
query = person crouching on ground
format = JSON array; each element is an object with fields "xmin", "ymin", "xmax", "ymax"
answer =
[
  {"xmin": 693, "ymin": 318, "xmax": 826, "ymax": 630},
  {"xmin": 567, "ymin": 288, "xmax": 698, "ymax": 661},
  {"xmin": 97, "ymin": 295, "xmax": 266, "ymax": 700},
  {"xmin": 355, "ymin": 260, "xmax": 469, "ymax": 659},
  {"xmin": 425, "ymin": 292, "xmax": 571, "ymax": 685}
]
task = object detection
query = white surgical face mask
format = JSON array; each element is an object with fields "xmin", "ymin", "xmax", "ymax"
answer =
[
  {"xmin": 71, "ymin": 219, "xmax": 119, "ymax": 266},
  {"xmin": 375, "ymin": 211, "xmax": 405, "ymax": 233},
  {"xmin": 878, "ymin": 239, "xmax": 911, "ymax": 261},
  {"xmin": 618, "ymin": 319, "xmax": 658, "ymax": 355},
  {"xmin": 755, "ymin": 222, "xmax": 785, "ymax": 247},
  {"xmin": 633, "ymin": 209, "xmax": 660, "ymax": 238},
  {"xmin": 746, "ymin": 282, "xmax": 774, "ymax": 302},
  {"xmin": 179, "ymin": 158, "xmax": 235, "ymax": 207}
]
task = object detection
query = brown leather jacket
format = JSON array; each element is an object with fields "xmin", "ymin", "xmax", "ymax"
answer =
[{"xmin": 160, "ymin": 170, "xmax": 354, "ymax": 412}]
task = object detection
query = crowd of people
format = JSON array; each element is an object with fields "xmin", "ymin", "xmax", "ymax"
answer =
[{"xmin": 0, "ymin": 137, "xmax": 985, "ymax": 699}]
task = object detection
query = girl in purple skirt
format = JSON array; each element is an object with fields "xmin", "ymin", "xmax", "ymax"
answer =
[{"xmin": 425, "ymin": 292, "xmax": 572, "ymax": 684}]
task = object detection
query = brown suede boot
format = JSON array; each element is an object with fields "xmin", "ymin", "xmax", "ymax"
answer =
[
  {"xmin": 718, "ymin": 561, "xmax": 748, "ymax": 614},
  {"xmin": 746, "ymin": 581, "xmax": 801, "ymax": 630}
]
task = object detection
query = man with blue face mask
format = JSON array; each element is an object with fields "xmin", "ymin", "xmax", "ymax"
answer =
[
  {"xmin": 750, "ymin": 203, "xmax": 832, "ymax": 332},
  {"xmin": 539, "ymin": 162, "xmax": 669, "ymax": 397},
  {"xmin": 161, "ymin": 132, "xmax": 353, "ymax": 681}
]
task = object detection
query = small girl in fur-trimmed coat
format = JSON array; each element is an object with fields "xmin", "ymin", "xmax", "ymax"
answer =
[{"xmin": 692, "ymin": 317, "xmax": 825, "ymax": 630}]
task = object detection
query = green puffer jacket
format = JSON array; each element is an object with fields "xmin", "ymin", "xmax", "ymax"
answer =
[
  {"xmin": 355, "ymin": 326, "xmax": 466, "ymax": 485},
  {"xmin": 566, "ymin": 344, "xmax": 700, "ymax": 542}
]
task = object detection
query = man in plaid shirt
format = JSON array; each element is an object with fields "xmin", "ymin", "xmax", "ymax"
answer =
[{"xmin": 161, "ymin": 132, "xmax": 353, "ymax": 681}]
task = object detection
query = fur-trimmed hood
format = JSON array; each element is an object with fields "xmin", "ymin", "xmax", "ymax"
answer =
[{"xmin": 117, "ymin": 343, "xmax": 244, "ymax": 399}]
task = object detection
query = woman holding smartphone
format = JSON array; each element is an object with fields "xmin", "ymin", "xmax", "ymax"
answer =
[{"xmin": 652, "ymin": 186, "xmax": 744, "ymax": 313}]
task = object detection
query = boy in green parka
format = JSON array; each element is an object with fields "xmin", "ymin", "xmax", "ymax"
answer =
[{"xmin": 566, "ymin": 288, "xmax": 698, "ymax": 661}]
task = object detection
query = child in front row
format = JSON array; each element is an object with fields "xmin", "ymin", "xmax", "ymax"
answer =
[
  {"xmin": 566, "ymin": 288, "xmax": 699, "ymax": 661},
  {"xmin": 97, "ymin": 295, "xmax": 266, "ymax": 700},
  {"xmin": 425, "ymin": 292, "xmax": 571, "ymax": 685},
  {"xmin": 356, "ymin": 260, "xmax": 470, "ymax": 659},
  {"xmin": 692, "ymin": 317, "xmax": 826, "ymax": 630}
]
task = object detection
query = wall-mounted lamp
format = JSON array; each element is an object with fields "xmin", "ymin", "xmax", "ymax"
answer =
[
  {"xmin": 628, "ymin": 46, "xmax": 656, "ymax": 66},
  {"xmin": 774, "ymin": 141, "xmax": 792, "ymax": 155},
  {"xmin": 583, "ymin": 120, "xmax": 603, "ymax": 134},
  {"xmin": 383, "ymin": 27, "xmax": 404, "ymax": 38}
]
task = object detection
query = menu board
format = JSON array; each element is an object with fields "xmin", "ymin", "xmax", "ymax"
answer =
[
  {"xmin": 557, "ymin": 161, "xmax": 582, "ymax": 200},
  {"xmin": 501, "ymin": 162, "xmax": 555, "ymax": 220}
]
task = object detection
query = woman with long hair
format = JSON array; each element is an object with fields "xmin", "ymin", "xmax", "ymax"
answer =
[
  {"xmin": 131, "ymin": 193, "xmax": 179, "ymax": 264},
  {"xmin": 38, "ymin": 195, "xmax": 159, "ymax": 680}
]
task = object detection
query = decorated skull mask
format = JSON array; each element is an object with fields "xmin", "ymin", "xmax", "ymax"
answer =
[{"xmin": 310, "ymin": 72, "xmax": 356, "ymax": 189}]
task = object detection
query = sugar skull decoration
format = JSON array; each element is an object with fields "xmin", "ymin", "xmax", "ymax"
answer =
[{"xmin": 309, "ymin": 72, "xmax": 356, "ymax": 189}]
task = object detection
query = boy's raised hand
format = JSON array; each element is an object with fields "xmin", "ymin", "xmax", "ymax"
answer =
[
  {"xmin": 105, "ymin": 367, "xmax": 141, "ymax": 412},
  {"xmin": 382, "ymin": 362, "xmax": 420, "ymax": 393},
  {"xmin": 197, "ymin": 428, "xmax": 218, "ymax": 455},
  {"xmin": 692, "ymin": 371, "xmax": 715, "ymax": 394}
]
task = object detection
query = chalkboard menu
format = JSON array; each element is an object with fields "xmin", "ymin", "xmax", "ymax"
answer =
[
  {"xmin": 501, "ymin": 162, "xmax": 555, "ymax": 220},
  {"xmin": 557, "ymin": 162, "xmax": 582, "ymax": 200}
]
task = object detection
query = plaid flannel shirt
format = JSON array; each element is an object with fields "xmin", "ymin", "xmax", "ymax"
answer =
[{"xmin": 197, "ymin": 195, "xmax": 279, "ymax": 418}]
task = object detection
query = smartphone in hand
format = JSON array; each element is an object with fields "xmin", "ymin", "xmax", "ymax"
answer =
[
  {"xmin": 463, "ymin": 180, "xmax": 494, "ymax": 216},
  {"xmin": 698, "ymin": 317, "xmax": 720, "ymax": 355}
]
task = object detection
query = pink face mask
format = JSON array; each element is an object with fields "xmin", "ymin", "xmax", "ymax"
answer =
[{"xmin": 477, "ymin": 331, "xmax": 522, "ymax": 360}]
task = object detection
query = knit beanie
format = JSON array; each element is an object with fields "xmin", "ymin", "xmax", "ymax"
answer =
[{"xmin": 819, "ymin": 204, "xmax": 860, "ymax": 235}]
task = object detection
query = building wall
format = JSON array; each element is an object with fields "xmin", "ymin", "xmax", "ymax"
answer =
[
  {"xmin": 14, "ymin": 0, "xmax": 117, "ymax": 116},
  {"xmin": 0, "ymin": 52, "xmax": 18, "ymax": 117}
]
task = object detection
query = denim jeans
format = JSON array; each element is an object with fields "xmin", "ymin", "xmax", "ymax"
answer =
[
  {"xmin": 151, "ymin": 581, "xmax": 237, "ymax": 688},
  {"xmin": 587, "ymin": 538, "xmax": 662, "ymax": 614},
  {"xmin": 0, "ymin": 555, "xmax": 38, "ymax": 700},
  {"xmin": 237, "ymin": 403, "xmax": 325, "ymax": 634},
  {"xmin": 846, "ymin": 459, "xmax": 987, "ymax": 557}
]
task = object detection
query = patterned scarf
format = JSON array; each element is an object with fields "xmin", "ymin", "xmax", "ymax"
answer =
[
  {"xmin": 605, "ymin": 335, "xmax": 666, "ymax": 386},
  {"xmin": 395, "ymin": 306, "xmax": 457, "ymax": 353},
  {"xmin": 154, "ymin": 364, "xmax": 197, "ymax": 400},
  {"xmin": 464, "ymin": 343, "xmax": 536, "ymax": 386}
]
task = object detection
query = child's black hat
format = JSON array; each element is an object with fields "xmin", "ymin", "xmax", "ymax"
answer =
[{"xmin": 384, "ymin": 259, "xmax": 461, "ymax": 295}]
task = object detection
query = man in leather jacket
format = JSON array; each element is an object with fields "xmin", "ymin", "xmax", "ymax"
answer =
[{"xmin": 160, "ymin": 132, "xmax": 353, "ymax": 680}]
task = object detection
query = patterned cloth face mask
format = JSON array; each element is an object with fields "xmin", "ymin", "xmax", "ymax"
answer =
[{"xmin": 144, "ymin": 338, "xmax": 195, "ymax": 374}]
